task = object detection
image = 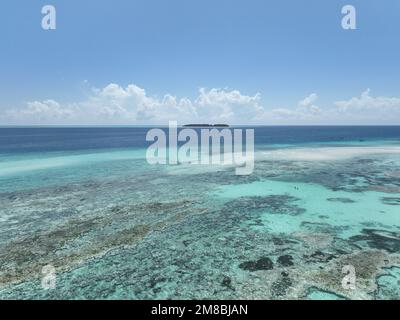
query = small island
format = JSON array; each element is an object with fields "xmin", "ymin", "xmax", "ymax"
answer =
[{"xmin": 183, "ymin": 124, "xmax": 230, "ymax": 128}]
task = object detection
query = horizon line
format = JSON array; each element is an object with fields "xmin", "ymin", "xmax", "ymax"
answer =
[{"xmin": 1, "ymin": 124, "xmax": 400, "ymax": 128}]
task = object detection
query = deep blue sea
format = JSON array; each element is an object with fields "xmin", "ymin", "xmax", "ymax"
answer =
[
  {"xmin": 0, "ymin": 126, "xmax": 399, "ymax": 300},
  {"xmin": 1, "ymin": 126, "xmax": 400, "ymax": 154}
]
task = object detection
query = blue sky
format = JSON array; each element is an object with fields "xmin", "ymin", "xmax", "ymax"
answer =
[{"xmin": 0, "ymin": 0, "xmax": 399, "ymax": 125}]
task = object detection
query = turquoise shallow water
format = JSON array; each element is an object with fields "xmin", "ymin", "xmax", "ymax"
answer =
[
  {"xmin": 214, "ymin": 179, "xmax": 400, "ymax": 238},
  {"xmin": 0, "ymin": 127, "xmax": 399, "ymax": 300}
]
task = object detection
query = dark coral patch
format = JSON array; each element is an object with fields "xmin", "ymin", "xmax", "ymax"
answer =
[
  {"xmin": 221, "ymin": 276, "xmax": 235, "ymax": 291},
  {"xmin": 271, "ymin": 277, "xmax": 293, "ymax": 297},
  {"xmin": 278, "ymin": 255, "xmax": 294, "ymax": 267},
  {"xmin": 239, "ymin": 257, "xmax": 274, "ymax": 271},
  {"xmin": 327, "ymin": 198, "xmax": 356, "ymax": 204},
  {"xmin": 225, "ymin": 195, "xmax": 305, "ymax": 216},
  {"xmin": 350, "ymin": 229, "xmax": 400, "ymax": 253},
  {"xmin": 381, "ymin": 197, "xmax": 400, "ymax": 206},
  {"xmin": 305, "ymin": 250, "xmax": 336, "ymax": 263}
]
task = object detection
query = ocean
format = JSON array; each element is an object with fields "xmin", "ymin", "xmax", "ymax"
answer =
[{"xmin": 0, "ymin": 126, "xmax": 399, "ymax": 299}]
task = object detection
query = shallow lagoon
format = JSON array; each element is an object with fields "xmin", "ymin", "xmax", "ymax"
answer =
[{"xmin": 0, "ymin": 127, "xmax": 399, "ymax": 299}]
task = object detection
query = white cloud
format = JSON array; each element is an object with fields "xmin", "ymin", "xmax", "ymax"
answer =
[
  {"xmin": 335, "ymin": 89, "xmax": 400, "ymax": 111},
  {"xmin": 299, "ymin": 93, "xmax": 318, "ymax": 108},
  {"xmin": 3, "ymin": 84, "xmax": 265, "ymax": 125},
  {"xmin": 18, "ymin": 100, "xmax": 74, "ymax": 118},
  {"xmin": 79, "ymin": 83, "xmax": 197, "ymax": 122},
  {"xmin": 195, "ymin": 88, "xmax": 264, "ymax": 121},
  {"xmin": 269, "ymin": 93, "xmax": 322, "ymax": 122},
  {"xmin": 2, "ymin": 86, "xmax": 400, "ymax": 125},
  {"xmin": 298, "ymin": 93, "xmax": 321, "ymax": 114}
]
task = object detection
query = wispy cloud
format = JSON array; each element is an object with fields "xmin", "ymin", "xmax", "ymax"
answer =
[
  {"xmin": 269, "ymin": 93, "xmax": 322, "ymax": 122},
  {"xmin": 298, "ymin": 93, "xmax": 321, "ymax": 114},
  {"xmin": 335, "ymin": 89, "xmax": 400, "ymax": 111}
]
